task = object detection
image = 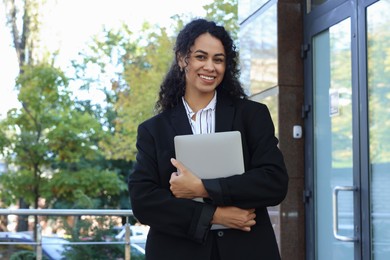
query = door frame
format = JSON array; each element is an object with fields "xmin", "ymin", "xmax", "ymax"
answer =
[{"xmin": 357, "ymin": 1, "xmax": 381, "ymax": 260}]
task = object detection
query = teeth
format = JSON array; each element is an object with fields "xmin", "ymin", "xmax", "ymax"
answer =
[{"xmin": 200, "ymin": 75, "xmax": 214, "ymax": 80}]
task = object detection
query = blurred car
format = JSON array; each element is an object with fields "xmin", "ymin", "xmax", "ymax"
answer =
[
  {"xmin": 0, "ymin": 232, "xmax": 70, "ymax": 260},
  {"xmin": 112, "ymin": 225, "xmax": 148, "ymax": 249}
]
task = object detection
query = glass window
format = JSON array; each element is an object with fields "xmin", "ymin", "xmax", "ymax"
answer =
[
  {"xmin": 239, "ymin": 3, "xmax": 277, "ymax": 95},
  {"xmin": 250, "ymin": 88, "xmax": 279, "ymax": 136},
  {"xmin": 367, "ymin": 1, "xmax": 390, "ymax": 259},
  {"xmin": 238, "ymin": 0, "xmax": 269, "ymax": 22}
]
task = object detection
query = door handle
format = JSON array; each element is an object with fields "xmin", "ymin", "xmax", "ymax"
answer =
[{"xmin": 332, "ymin": 186, "xmax": 358, "ymax": 242}]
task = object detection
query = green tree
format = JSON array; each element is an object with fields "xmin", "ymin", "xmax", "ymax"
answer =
[
  {"xmin": 2, "ymin": 0, "xmax": 46, "ymax": 231},
  {"xmin": 0, "ymin": 63, "xmax": 126, "ymax": 214},
  {"xmin": 104, "ymin": 24, "xmax": 174, "ymax": 161},
  {"xmin": 74, "ymin": 23, "xmax": 174, "ymax": 162},
  {"xmin": 2, "ymin": 2, "xmax": 129, "ymax": 239}
]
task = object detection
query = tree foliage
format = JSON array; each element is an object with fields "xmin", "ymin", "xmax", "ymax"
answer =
[
  {"xmin": 1, "ymin": 0, "xmax": 131, "ymax": 216},
  {"xmin": 0, "ymin": 63, "xmax": 126, "ymax": 209},
  {"xmin": 204, "ymin": 0, "xmax": 238, "ymax": 41},
  {"xmin": 73, "ymin": 23, "xmax": 174, "ymax": 161},
  {"xmin": 366, "ymin": 3, "xmax": 390, "ymax": 163}
]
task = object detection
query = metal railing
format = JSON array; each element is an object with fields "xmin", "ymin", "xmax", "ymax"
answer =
[{"xmin": 0, "ymin": 209, "xmax": 134, "ymax": 260}]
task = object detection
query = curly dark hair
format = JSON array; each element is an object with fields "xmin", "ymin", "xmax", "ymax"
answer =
[{"xmin": 155, "ymin": 18, "xmax": 247, "ymax": 113}]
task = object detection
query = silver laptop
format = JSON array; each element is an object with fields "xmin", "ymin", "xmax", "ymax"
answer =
[{"xmin": 174, "ymin": 131, "xmax": 245, "ymax": 229}]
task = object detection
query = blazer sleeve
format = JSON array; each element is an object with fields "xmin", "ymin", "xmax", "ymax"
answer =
[
  {"xmin": 203, "ymin": 102, "xmax": 289, "ymax": 209},
  {"xmin": 128, "ymin": 122, "xmax": 216, "ymax": 244}
]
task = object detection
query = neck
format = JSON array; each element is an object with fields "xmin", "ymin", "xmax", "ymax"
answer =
[{"xmin": 184, "ymin": 91, "xmax": 215, "ymax": 113}]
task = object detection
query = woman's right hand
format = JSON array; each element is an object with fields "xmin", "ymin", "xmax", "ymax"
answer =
[{"xmin": 211, "ymin": 207, "xmax": 256, "ymax": 232}]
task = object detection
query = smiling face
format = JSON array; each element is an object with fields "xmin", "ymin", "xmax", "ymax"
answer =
[{"xmin": 179, "ymin": 33, "xmax": 226, "ymax": 102}]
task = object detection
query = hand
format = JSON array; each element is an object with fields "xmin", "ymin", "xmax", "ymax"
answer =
[
  {"xmin": 212, "ymin": 207, "xmax": 256, "ymax": 232},
  {"xmin": 169, "ymin": 158, "xmax": 208, "ymax": 199}
]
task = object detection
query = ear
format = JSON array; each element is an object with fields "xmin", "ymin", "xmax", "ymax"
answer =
[{"xmin": 177, "ymin": 54, "xmax": 185, "ymax": 70}]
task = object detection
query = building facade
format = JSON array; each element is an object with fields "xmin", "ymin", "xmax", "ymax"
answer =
[{"xmin": 238, "ymin": 0, "xmax": 390, "ymax": 259}]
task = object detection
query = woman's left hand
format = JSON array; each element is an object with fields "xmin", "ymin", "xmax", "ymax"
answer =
[{"xmin": 169, "ymin": 158, "xmax": 209, "ymax": 199}]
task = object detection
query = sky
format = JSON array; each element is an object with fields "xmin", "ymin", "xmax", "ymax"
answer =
[{"xmin": 0, "ymin": 0, "xmax": 212, "ymax": 118}]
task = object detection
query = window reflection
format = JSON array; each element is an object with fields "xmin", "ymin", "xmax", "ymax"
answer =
[
  {"xmin": 313, "ymin": 18, "xmax": 354, "ymax": 259},
  {"xmin": 367, "ymin": 1, "xmax": 390, "ymax": 259},
  {"xmin": 329, "ymin": 19, "xmax": 352, "ymax": 169},
  {"xmin": 239, "ymin": 3, "xmax": 277, "ymax": 95},
  {"xmin": 250, "ymin": 88, "xmax": 279, "ymax": 136},
  {"xmin": 238, "ymin": 0, "xmax": 269, "ymax": 22}
]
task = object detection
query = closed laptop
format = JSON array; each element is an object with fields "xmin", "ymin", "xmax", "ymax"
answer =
[{"xmin": 174, "ymin": 131, "xmax": 245, "ymax": 229}]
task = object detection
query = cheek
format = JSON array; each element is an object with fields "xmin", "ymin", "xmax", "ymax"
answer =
[
  {"xmin": 218, "ymin": 63, "xmax": 226, "ymax": 72},
  {"xmin": 186, "ymin": 66, "xmax": 198, "ymax": 78},
  {"xmin": 218, "ymin": 66, "xmax": 226, "ymax": 77},
  {"xmin": 184, "ymin": 70, "xmax": 195, "ymax": 82}
]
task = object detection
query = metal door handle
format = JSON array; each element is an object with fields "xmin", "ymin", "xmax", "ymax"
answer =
[{"xmin": 332, "ymin": 186, "xmax": 358, "ymax": 242}]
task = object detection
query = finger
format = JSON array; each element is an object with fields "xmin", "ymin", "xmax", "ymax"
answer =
[
  {"xmin": 171, "ymin": 158, "xmax": 186, "ymax": 174},
  {"xmin": 248, "ymin": 208, "xmax": 256, "ymax": 213},
  {"xmin": 170, "ymin": 158, "xmax": 177, "ymax": 165},
  {"xmin": 171, "ymin": 158, "xmax": 181, "ymax": 169},
  {"xmin": 242, "ymin": 226, "xmax": 251, "ymax": 232},
  {"xmin": 247, "ymin": 219, "xmax": 256, "ymax": 226},
  {"xmin": 239, "ymin": 220, "xmax": 256, "ymax": 232},
  {"xmin": 169, "ymin": 173, "xmax": 179, "ymax": 184},
  {"xmin": 248, "ymin": 212, "xmax": 256, "ymax": 220}
]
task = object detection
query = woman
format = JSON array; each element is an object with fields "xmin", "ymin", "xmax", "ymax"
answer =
[{"xmin": 128, "ymin": 19, "xmax": 288, "ymax": 260}]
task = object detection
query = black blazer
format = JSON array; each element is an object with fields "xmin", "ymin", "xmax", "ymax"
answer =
[{"xmin": 128, "ymin": 90, "xmax": 289, "ymax": 260}]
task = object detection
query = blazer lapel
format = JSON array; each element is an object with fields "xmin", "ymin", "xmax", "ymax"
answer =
[
  {"xmin": 215, "ymin": 91, "xmax": 235, "ymax": 132},
  {"xmin": 170, "ymin": 100, "xmax": 193, "ymax": 136}
]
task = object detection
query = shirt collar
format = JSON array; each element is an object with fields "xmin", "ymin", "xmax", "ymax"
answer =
[{"xmin": 182, "ymin": 91, "xmax": 217, "ymax": 115}]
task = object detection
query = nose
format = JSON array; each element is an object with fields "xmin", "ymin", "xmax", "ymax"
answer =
[{"xmin": 203, "ymin": 58, "xmax": 215, "ymax": 72}]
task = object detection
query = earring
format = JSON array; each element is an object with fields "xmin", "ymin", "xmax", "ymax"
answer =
[{"xmin": 180, "ymin": 67, "xmax": 183, "ymax": 72}]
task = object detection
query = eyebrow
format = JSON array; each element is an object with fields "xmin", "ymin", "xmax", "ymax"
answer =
[{"xmin": 194, "ymin": 49, "xmax": 225, "ymax": 57}]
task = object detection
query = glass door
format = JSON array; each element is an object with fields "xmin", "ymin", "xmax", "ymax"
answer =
[
  {"xmin": 304, "ymin": 1, "xmax": 362, "ymax": 259},
  {"xmin": 305, "ymin": 0, "xmax": 390, "ymax": 259},
  {"xmin": 312, "ymin": 17, "xmax": 357, "ymax": 259},
  {"xmin": 366, "ymin": 1, "xmax": 390, "ymax": 259}
]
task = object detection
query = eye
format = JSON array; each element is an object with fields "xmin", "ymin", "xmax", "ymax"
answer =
[
  {"xmin": 214, "ymin": 58, "xmax": 225, "ymax": 64},
  {"xmin": 195, "ymin": 55, "xmax": 207, "ymax": 60}
]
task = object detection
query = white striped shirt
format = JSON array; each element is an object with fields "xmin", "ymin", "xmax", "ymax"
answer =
[{"xmin": 182, "ymin": 92, "xmax": 217, "ymax": 135}]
